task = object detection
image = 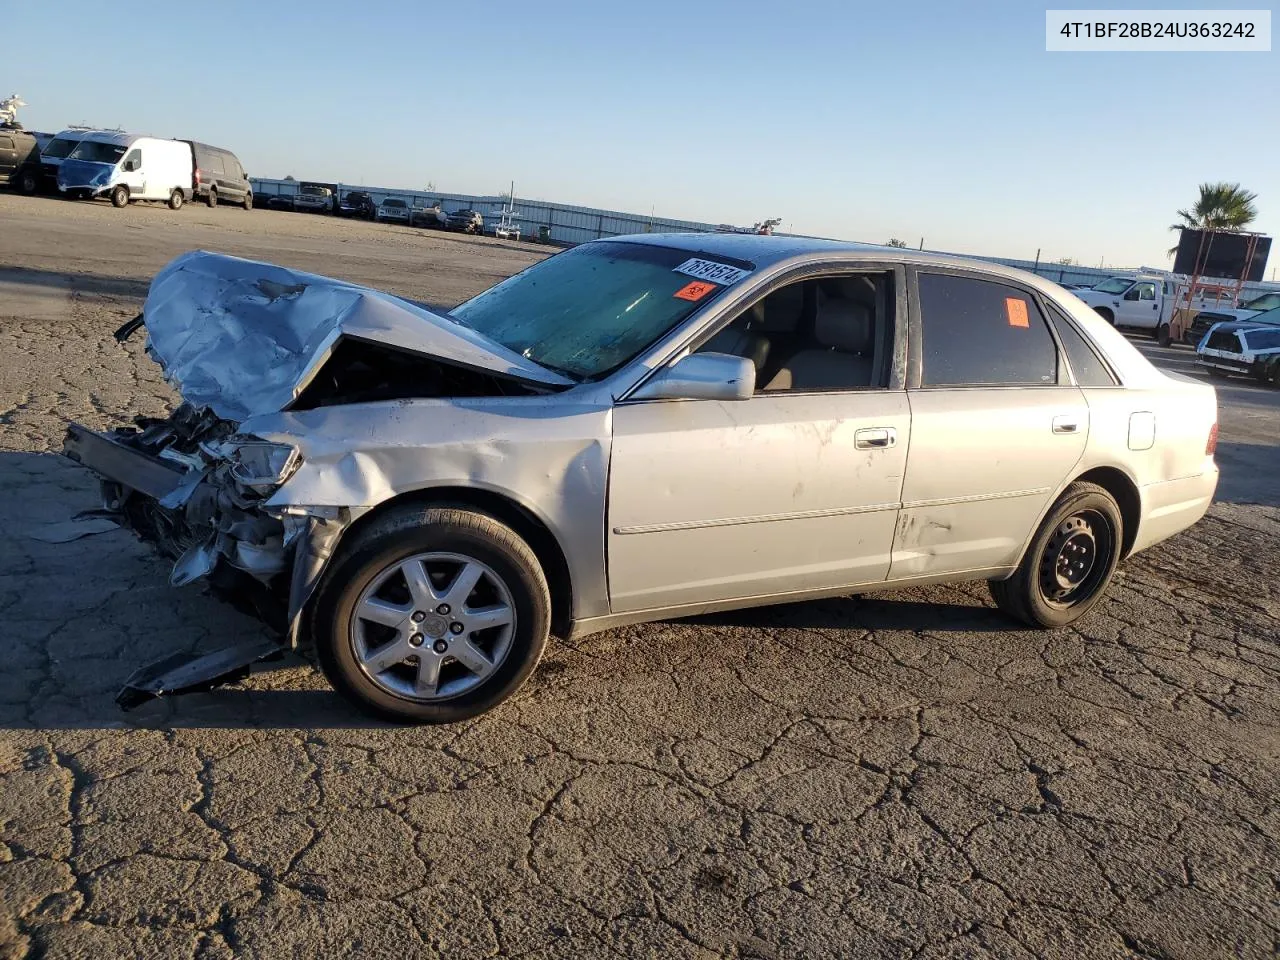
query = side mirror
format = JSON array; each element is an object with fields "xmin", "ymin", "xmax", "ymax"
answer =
[{"xmin": 631, "ymin": 352, "xmax": 755, "ymax": 402}]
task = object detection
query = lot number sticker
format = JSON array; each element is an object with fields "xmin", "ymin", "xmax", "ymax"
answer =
[{"xmin": 674, "ymin": 258, "xmax": 751, "ymax": 285}]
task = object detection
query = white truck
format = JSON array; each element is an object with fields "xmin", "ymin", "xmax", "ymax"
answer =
[{"xmin": 1072, "ymin": 274, "xmax": 1233, "ymax": 346}]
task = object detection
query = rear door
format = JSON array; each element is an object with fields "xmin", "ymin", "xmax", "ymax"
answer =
[
  {"xmin": 0, "ymin": 135, "xmax": 16, "ymax": 180},
  {"xmin": 892, "ymin": 269, "xmax": 1087, "ymax": 579}
]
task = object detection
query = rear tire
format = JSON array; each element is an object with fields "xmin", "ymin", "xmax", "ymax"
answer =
[
  {"xmin": 206, "ymin": 188, "xmax": 217, "ymax": 208},
  {"xmin": 312, "ymin": 505, "xmax": 551, "ymax": 724},
  {"xmin": 989, "ymin": 481, "xmax": 1123, "ymax": 628},
  {"xmin": 168, "ymin": 189, "xmax": 184, "ymax": 210},
  {"xmin": 110, "ymin": 185, "xmax": 129, "ymax": 208}
]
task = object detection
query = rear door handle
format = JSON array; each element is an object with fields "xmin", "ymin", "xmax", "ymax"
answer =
[
  {"xmin": 855, "ymin": 427, "xmax": 897, "ymax": 449},
  {"xmin": 1052, "ymin": 416, "xmax": 1080, "ymax": 434}
]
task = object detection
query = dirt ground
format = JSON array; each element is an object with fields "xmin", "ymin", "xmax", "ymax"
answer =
[{"xmin": 1, "ymin": 194, "xmax": 1277, "ymax": 959}]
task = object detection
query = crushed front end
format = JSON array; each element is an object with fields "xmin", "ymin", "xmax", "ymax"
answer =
[{"xmin": 62, "ymin": 402, "xmax": 341, "ymax": 708}]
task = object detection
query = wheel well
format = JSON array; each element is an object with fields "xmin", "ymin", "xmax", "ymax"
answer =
[
  {"xmin": 338, "ymin": 487, "xmax": 575, "ymax": 637},
  {"xmin": 1074, "ymin": 466, "xmax": 1140, "ymax": 558},
  {"xmin": 1093, "ymin": 306, "xmax": 1114, "ymax": 320}
]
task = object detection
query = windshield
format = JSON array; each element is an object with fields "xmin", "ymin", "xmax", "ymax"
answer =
[
  {"xmin": 1244, "ymin": 293, "xmax": 1280, "ymax": 311},
  {"xmin": 1092, "ymin": 277, "xmax": 1133, "ymax": 294},
  {"xmin": 42, "ymin": 137, "xmax": 81, "ymax": 159},
  {"xmin": 1244, "ymin": 305, "xmax": 1280, "ymax": 327},
  {"xmin": 300, "ymin": 186, "xmax": 329, "ymax": 196},
  {"xmin": 451, "ymin": 241, "xmax": 749, "ymax": 379},
  {"xmin": 383, "ymin": 199, "xmax": 406, "ymax": 207},
  {"xmin": 68, "ymin": 141, "xmax": 126, "ymax": 164}
]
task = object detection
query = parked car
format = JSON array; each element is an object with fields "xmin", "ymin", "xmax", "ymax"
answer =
[
  {"xmin": 337, "ymin": 191, "xmax": 376, "ymax": 219},
  {"xmin": 58, "ymin": 132, "xmax": 194, "ymax": 209},
  {"xmin": 34, "ymin": 128, "xmax": 92, "ymax": 193},
  {"xmin": 1072, "ymin": 275, "xmax": 1230, "ymax": 345},
  {"xmin": 1195, "ymin": 311, "xmax": 1280, "ymax": 384},
  {"xmin": 445, "ymin": 208, "xmax": 484, "ymax": 233},
  {"xmin": 183, "ymin": 141, "xmax": 251, "ymax": 209},
  {"xmin": 265, "ymin": 194, "xmax": 296, "ymax": 212},
  {"xmin": 1187, "ymin": 291, "xmax": 1280, "ymax": 344},
  {"xmin": 0, "ymin": 125, "xmax": 42, "ymax": 194},
  {"xmin": 411, "ymin": 201, "xmax": 447, "ymax": 228},
  {"xmin": 63, "ymin": 236, "xmax": 1220, "ymax": 723},
  {"xmin": 375, "ymin": 197, "xmax": 411, "ymax": 223},
  {"xmin": 294, "ymin": 184, "xmax": 334, "ymax": 213}
]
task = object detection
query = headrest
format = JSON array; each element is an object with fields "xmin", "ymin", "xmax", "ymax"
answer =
[
  {"xmin": 814, "ymin": 293, "xmax": 874, "ymax": 353},
  {"xmin": 751, "ymin": 284, "xmax": 806, "ymax": 333}
]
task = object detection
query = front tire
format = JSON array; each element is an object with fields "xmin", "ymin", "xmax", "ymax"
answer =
[
  {"xmin": 110, "ymin": 185, "xmax": 129, "ymax": 208},
  {"xmin": 242, "ymin": 191, "xmax": 252, "ymax": 210},
  {"xmin": 1094, "ymin": 307, "xmax": 1115, "ymax": 326},
  {"xmin": 312, "ymin": 505, "xmax": 551, "ymax": 723},
  {"xmin": 17, "ymin": 168, "xmax": 38, "ymax": 194},
  {"xmin": 168, "ymin": 189, "xmax": 184, "ymax": 210},
  {"xmin": 989, "ymin": 481, "xmax": 1123, "ymax": 628},
  {"xmin": 1156, "ymin": 323, "xmax": 1171, "ymax": 346}
]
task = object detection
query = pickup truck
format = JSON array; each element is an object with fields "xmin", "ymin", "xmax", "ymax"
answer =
[{"xmin": 1072, "ymin": 276, "xmax": 1229, "ymax": 346}]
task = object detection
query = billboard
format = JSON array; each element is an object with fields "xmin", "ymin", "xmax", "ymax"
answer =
[{"xmin": 1172, "ymin": 230, "xmax": 1271, "ymax": 282}]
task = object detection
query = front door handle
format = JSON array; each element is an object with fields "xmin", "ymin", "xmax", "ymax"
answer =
[
  {"xmin": 855, "ymin": 427, "xmax": 897, "ymax": 449},
  {"xmin": 1052, "ymin": 416, "xmax": 1080, "ymax": 434}
]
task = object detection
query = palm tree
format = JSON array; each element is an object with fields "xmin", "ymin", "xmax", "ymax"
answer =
[{"xmin": 1169, "ymin": 182, "xmax": 1258, "ymax": 255}]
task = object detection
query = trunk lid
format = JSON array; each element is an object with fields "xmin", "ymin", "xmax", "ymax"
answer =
[{"xmin": 141, "ymin": 251, "xmax": 573, "ymax": 421}]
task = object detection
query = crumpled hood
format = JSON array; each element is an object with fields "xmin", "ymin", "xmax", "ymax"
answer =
[
  {"xmin": 142, "ymin": 251, "xmax": 573, "ymax": 421},
  {"xmin": 58, "ymin": 158, "xmax": 116, "ymax": 189}
]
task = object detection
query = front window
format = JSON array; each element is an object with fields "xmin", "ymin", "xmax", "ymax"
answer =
[
  {"xmin": 68, "ymin": 141, "xmax": 126, "ymax": 164},
  {"xmin": 383, "ymin": 199, "xmax": 406, "ymax": 208},
  {"xmin": 300, "ymin": 185, "xmax": 329, "ymax": 197},
  {"xmin": 1092, "ymin": 277, "xmax": 1132, "ymax": 294},
  {"xmin": 43, "ymin": 137, "xmax": 80, "ymax": 159},
  {"xmin": 451, "ymin": 241, "xmax": 748, "ymax": 380}
]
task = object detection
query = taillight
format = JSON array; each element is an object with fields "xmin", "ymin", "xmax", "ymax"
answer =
[
  {"xmin": 1206, "ymin": 423, "xmax": 1218, "ymax": 456},
  {"xmin": 194, "ymin": 168, "xmax": 201, "ymax": 184}
]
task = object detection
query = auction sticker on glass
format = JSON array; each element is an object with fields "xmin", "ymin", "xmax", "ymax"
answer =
[
  {"xmin": 673, "ymin": 258, "xmax": 752, "ymax": 285},
  {"xmin": 1046, "ymin": 10, "xmax": 1270, "ymax": 51}
]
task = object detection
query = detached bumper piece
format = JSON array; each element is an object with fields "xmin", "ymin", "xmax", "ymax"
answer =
[{"xmin": 116, "ymin": 638, "xmax": 284, "ymax": 710}]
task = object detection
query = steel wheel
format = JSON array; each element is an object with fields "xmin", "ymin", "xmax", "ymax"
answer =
[
  {"xmin": 1036, "ymin": 510, "xmax": 1112, "ymax": 608},
  {"xmin": 349, "ymin": 551, "xmax": 516, "ymax": 703}
]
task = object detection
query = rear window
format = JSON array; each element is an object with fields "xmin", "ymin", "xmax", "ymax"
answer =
[
  {"xmin": 918, "ymin": 273, "xmax": 1059, "ymax": 386},
  {"xmin": 1244, "ymin": 329, "xmax": 1280, "ymax": 351},
  {"xmin": 1206, "ymin": 328, "xmax": 1241, "ymax": 352}
]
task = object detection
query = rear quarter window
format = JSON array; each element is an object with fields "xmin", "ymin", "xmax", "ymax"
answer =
[
  {"xmin": 917, "ymin": 273, "xmax": 1059, "ymax": 386},
  {"xmin": 1045, "ymin": 304, "xmax": 1118, "ymax": 386}
]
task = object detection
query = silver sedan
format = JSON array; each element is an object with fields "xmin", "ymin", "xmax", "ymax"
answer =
[{"xmin": 64, "ymin": 236, "xmax": 1220, "ymax": 722}]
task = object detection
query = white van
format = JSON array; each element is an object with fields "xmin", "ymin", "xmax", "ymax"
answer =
[{"xmin": 57, "ymin": 132, "xmax": 194, "ymax": 209}]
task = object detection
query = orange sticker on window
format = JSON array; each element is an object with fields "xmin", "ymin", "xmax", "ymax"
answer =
[
  {"xmin": 1005, "ymin": 297, "xmax": 1030, "ymax": 328},
  {"xmin": 674, "ymin": 281, "xmax": 716, "ymax": 302}
]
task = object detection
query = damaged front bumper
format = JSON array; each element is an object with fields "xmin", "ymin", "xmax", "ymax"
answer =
[{"xmin": 62, "ymin": 412, "xmax": 347, "ymax": 708}]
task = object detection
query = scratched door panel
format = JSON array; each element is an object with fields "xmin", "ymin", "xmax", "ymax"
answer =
[
  {"xmin": 608, "ymin": 391, "xmax": 909, "ymax": 613},
  {"xmin": 890, "ymin": 387, "xmax": 1087, "ymax": 579}
]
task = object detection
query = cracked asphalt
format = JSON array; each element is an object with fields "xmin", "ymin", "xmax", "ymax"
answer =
[{"xmin": 1, "ymin": 194, "xmax": 1278, "ymax": 959}]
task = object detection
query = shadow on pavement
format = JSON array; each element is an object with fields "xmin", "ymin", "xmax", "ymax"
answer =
[
  {"xmin": 0, "ymin": 264, "xmax": 150, "ymax": 299},
  {"xmin": 1213, "ymin": 441, "xmax": 1280, "ymax": 507}
]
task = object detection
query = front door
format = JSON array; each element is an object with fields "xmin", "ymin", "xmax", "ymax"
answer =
[
  {"xmin": 891, "ymin": 270, "xmax": 1087, "ymax": 579},
  {"xmin": 607, "ymin": 269, "xmax": 910, "ymax": 613},
  {"xmin": 1117, "ymin": 280, "xmax": 1160, "ymax": 329},
  {"xmin": 119, "ymin": 148, "xmax": 146, "ymax": 198}
]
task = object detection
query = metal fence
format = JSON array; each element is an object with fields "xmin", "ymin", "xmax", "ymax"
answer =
[{"xmin": 249, "ymin": 177, "xmax": 1280, "ymax": 298}]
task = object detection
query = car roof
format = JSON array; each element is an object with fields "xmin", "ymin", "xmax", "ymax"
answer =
[{"xmin": 609, "ymin": 232, "xmax": 1059, "ymax": 284}]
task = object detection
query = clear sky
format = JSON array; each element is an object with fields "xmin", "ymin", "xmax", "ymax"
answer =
[{"xmin": 7, "ymin": 0, "xmax": 1278, "ymax": 268}]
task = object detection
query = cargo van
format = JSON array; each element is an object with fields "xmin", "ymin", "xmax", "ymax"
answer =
[
  {"xmin": 58, "ymin": 132, "xmax": 194, "ymax": 209},
  {"xmin": 182, "ymin": 141, "xmax": 252, "ymax": 209}
]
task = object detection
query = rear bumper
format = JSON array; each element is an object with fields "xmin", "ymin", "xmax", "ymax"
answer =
[{"xmin": 1132, "ymin": 467, "xmax": 1219, "ymax": 554}]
